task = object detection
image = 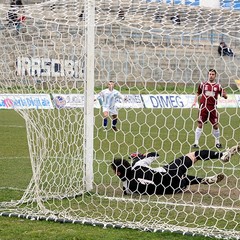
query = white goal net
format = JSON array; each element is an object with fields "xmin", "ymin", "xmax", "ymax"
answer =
[{"xmin": 0, "ymin": 0, "xmax": 240, "ymax": 239}]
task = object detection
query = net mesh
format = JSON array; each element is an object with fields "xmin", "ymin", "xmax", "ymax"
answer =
[{"xmin": 0, "ymin": 0, "xmax": 240, "ymax": 239}]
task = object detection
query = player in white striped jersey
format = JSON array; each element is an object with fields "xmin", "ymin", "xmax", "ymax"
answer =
[{"xmin": 97, "ymin": 81, "xmax": 124, "ymax": 131}]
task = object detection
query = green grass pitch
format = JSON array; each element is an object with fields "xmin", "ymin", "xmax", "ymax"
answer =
[{"xmin": 0, "ymin": 108, "xmax": 239, "ymax": 239}]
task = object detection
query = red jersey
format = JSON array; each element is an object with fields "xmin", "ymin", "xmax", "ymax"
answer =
[{"xmin": 197, "ymin": 82, "xmax": 223, "ymax": 107}]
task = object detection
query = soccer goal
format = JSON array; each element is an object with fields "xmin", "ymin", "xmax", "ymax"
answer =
[{"xmin": 0, "ymin": 0, "xmax": 240, "ymax": 239}]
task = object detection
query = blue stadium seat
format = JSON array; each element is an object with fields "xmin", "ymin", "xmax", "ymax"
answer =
[
  {"xmin": 234, "ymin": 2, "xmax": 240, "ymax": 10},
  {"xmin": 185, "ymin": 0, "xmax": 200, "ymax": 6},
  {"xmin": 147, "ymin": 0, "xmax": 238, "ymax": 9},
  {"xmin": 146, "ymin": 0, "xmax": 161, "ymax": 2},
  {"xmin": 221, "ymin": 0, "xmax": 240, "ymax": 10},
  {"xmin": 165, "ymin": 0, "xmax": 181, "ymax": 4},
  {"xmin": 221, "ymin": 1, "xmax": 231, "ymax": 8},
  {"xmin": 161, "ymin": 0, "xmax": 200, "ymax": 6}
]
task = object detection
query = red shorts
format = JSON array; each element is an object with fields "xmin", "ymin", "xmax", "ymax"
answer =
[{"xmin": 198, "ymin": 104, "xmax": 218, "ymax": 125}]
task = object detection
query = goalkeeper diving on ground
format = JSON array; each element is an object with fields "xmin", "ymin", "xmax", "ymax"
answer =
[{"xmin": 111, "ymin": 144, "xmax": 240, "ymax": 195}]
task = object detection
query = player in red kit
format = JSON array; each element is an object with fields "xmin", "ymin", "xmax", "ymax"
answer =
[{"xmin": 192, "ymin": 69, "xmax": 228, "ymax": 148}]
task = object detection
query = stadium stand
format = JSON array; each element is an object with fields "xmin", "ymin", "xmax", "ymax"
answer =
[{"xmin": 0, "ymin": 0, "xmax": 240, "ymax": 87}]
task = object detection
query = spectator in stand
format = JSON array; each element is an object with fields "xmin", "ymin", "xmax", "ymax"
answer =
[
  {"xmin": 10, "ymin": 0, "xmax": 23, "ymax": 8},
  {"xmin": 8, "ymin": 0, "xmax": 25, "ymax": 33},
  {"xmin": 118, "ymin": 8, "xmax": 125, "ymax": 20},
  {"xmin": 16, "ymin": 15, "xmax": 26, "ymax": 32},
  {"xmin": 218, "ymin": 42, "xmax": 234, "ymax": 57},
  {"xmin": 7, "ymin": 6, "xmax": 18, "ymax": 27},
  {"xmin": 154, "ymin": 11, "xmax": 162, "ymax": 23},
  {"xmin": 15, "ymin": 0, "xmax": 23, "ymax": 7},
  {"xmin": 170, "ymin": 15, "xmax": 181, "ymax": 25},
  {"xmin": 9, "ymin": 0, "xmax": 15, "ymax": 6},
  {"xmin": 79, "ymin": 10, "xmax": 84, "ymax": 21}
]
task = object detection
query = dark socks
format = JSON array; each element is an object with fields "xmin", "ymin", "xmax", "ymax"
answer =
[
  {"xmin": 103, "ymin": 118, "xmax": 108, "ymax": 127},
  {"xmin": 195, "ymin": 150, "xmax": 223, "ymax": 161},
  {"xmin": 112, "ymin": 118, "xmax": 117, "ymax": 126}
]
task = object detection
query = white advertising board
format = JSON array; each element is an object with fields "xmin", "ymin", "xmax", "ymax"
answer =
[
  {"xmin": 141, "ymin": 94, "xmax": 196, "ymax": 108},
  {"xmin": 0, "ymin": 94, "xmax": 53, "ymax": 109}
]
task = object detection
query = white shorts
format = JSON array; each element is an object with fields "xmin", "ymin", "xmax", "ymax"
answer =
[{"xmin": 102, "ymin": 106, "xmax": 118, "ymax": 116}]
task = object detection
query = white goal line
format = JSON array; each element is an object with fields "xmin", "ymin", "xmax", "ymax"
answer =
[{"xmin": 102, "ymin": 196, "xmax": 240, "ymax": 212}]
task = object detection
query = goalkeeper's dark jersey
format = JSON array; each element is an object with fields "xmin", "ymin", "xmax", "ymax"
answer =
[
  {"xmin": 123, "ymin": 165, "xmax": 184, "ymax": 195},
  {"xmin": 122, "ymin": 155, "xmax": 193, "ymax": 195}
]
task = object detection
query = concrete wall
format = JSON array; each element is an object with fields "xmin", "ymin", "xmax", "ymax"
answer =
[{"xmin": 0, "ymin": 1, "xmax": 240, "ymax": 91}]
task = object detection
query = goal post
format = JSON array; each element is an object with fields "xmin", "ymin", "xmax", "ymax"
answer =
[
  {"xmin": 84, "ymin": 0, "xmax": 95, "ymax": 192},
  {"xmin": 0, "ymin": 0, "xmax": 240, "ymax": 239}
]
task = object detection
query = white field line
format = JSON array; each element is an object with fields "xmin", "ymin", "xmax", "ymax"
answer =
[
  {"xmin": 0, "ymin": 124, "xmax": 25, "ymax": 128},
  {"xmin": 0, "ymin": 157, "xmax": 239, "ymax": 171},
  {"xmin": 0, "ymin": 157, "xmax": 30, "ymax": 160}
]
